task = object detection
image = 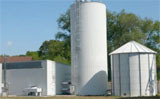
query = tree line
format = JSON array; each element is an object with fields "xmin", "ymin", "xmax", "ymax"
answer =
[{"xmin": 25, "ymin": 10, "xmax": 160, "ymax": 80}]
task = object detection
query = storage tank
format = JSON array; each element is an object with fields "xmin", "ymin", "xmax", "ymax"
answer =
[
  {"xmin": 0, "ymin": 63, "xmax": 2, "ymax": 94},
  {"xmin": 70, "ymin": 0, "xmax": 108, "ymax": 95},
  {"xmin": 110, "ymin": 41, "xmax": 157, "ymax": 97}
]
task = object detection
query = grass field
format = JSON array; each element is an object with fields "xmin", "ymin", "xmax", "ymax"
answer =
[{"xmin": 0, "ymin": 96, "xmax": 160, "ymax": 99}]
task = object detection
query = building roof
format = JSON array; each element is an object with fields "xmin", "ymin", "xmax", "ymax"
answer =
[
  {"xmin": 0, "ymin": 56, "xmax": 32, "ymax": 63},
  {"xmin": 110, "ymin": 41, "xmax": 157, "ymax": 55},
  {"xmin": 3, "ymin": 61, "xmax": 42, "ymax": 70}
]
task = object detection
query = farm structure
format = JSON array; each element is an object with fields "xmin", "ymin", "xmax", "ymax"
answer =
[{"xmin": 2, "ymin": 60, "xmax": 71, "ymax": 96}]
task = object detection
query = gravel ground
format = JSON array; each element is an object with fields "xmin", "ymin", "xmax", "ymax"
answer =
[{"xmin": 0, "ymin": 96, "xmax": 160, "ymax": 99}]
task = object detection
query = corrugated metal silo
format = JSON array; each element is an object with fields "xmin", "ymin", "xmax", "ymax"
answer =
[
  {"xmin": 70, "ymin": 0, "xmax": 108, "ymax": 95},
  {"xmin": 110, "ymin": 41, "xmax": 157, "ymax": 97},
  {"xmin": 0, "ymin": 63, "xmax": 2, "ymax": 94}
]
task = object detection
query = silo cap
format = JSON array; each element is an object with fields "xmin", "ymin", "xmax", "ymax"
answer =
[
  {"xmin": 110, "ymin": 41, "xmax": 157, "ymax": 55},
  {"xmin": 76, "ymin": 0, "xmax": 99, "ymax": 2}
]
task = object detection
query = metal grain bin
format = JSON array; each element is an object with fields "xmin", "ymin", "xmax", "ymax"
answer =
[
  {"xmin": 0, "ymin": 63, "xmax": 2, "ymax": 94},
  {"xmin": 110, "ymin": 41, "xmax": 157, "ymax": 97}
]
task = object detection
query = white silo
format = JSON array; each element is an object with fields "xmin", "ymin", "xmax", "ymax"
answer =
[
  {"xmin": 110, "ymin": 41, "xmax": 157, "ymax": 97},
  {"xmin": 70, "ymin": 0, "xmax": 108, "ymax": 95}
]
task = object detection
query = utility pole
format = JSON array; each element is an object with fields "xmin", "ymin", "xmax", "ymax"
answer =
[{"xmin": 2, "ymin": 55, "xmax": 8, "ymax": 96}]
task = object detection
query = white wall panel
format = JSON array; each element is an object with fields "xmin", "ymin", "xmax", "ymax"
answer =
[
  {"xmin": 111, "ymin": 56, "xmax": 114, "ymax": 95},
  {"xmin": 0, "ymin": 64, "xmax": 2, "ymax": 94},
  {"xmin": 140, "ymin": 54, "xmax": 149, "ymax": 96},
  {"xmin": 47, "ymin": 60, "xmax": 56, "ymax": 96},
  {"xmin": 148, "ymin": 54, "xmax": 157, "ymax": 96},
  {"xmin": 120, "ymin": 54, "xmax": 130, "ymax": 96},
  {"xmin": 154, "ymin": 55, "xmax": 157, "ymax": 96},
  {"xmin": 129, "ymin": 53, "xmax": 140, "ymax": 96},
  {"xmin": 4, "ymin": 60, "xmax": 71, "ymax": 96},
  {"xmin": 6, "ymin": 61, "xmax": 47, "ymax": 96},
  {"xmin": 113, "ymin": 54, "xmax": 120, "ymax": 96},
  {"xmin": 55, "ymin": 63, "xmax": 71, "ymax": 95}
]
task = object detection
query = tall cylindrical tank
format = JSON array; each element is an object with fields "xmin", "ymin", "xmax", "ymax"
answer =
[
  {"xmin": 70, "ymin": 1, "xmax": 108, "ymax": 95},
  {"xmin": 110, "ymin": 41, "xmax": 157, "ymax": 97}
]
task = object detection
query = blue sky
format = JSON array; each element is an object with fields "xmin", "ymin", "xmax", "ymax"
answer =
[{"xmin": 0, "ymin": 0, "xmax": 159, "ymax": 56}]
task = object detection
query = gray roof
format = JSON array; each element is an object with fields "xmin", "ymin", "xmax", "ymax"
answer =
[
  {"xmin": 2, "ymin": 61, "xmax": 42, "ymax": 70},
  {"xmin": 110, "ymin": 41, "xmax": 157, "ymax": 55}
]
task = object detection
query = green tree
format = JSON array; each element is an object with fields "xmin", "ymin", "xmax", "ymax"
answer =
[
  {"xmin": 141, "ymin": 19, "xmax": 160, "ymax": 67},
  {"xmin": 54, "ymin": 9, "xmax": 160, "ymax": 80},
  {"xmin": 39, "ymin": 40, "xmax": 70, "ymax": 64},
  {"xmin": 26, "ymin": 51, "xmax": 41, "ymax": 60},
  {"xmin": 24, "ymin": 9, "xmax": 159, "ymax": 80},
  {"xmin": 107, "ymin": 10, "xmax": 146, "ymax": 52},
  {"xmin": 56, "ymin": 10, "xmax": 71, "ymax": 64},
  {"xmin": 141, "ymin": 19, "xmax": 160, "ymax": 80}
]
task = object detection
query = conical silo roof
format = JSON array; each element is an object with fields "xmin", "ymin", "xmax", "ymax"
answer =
[{"xmin": 110, "ymin": 41, "xmax": 157, "ymax": 55}]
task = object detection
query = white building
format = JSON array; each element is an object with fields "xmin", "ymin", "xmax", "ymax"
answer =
[
  {"xmin": 70, "ymin": 0, "xmax": 108, "ymax": 95},
  {"xmin": 0, "ymin": 63, "xmax": 2, "ymax": 95},
  {"xmin": 3, "ymin": 60, "xmax": 71, "ymax": 96},
  {"xmin": 110, "ymin": 41, "xmax": 157, "ymax": 97}
]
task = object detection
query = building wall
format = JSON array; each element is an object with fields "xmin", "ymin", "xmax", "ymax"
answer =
[
  {"xmin": 148, "ymin": 54, "xmax": 157, "ymax": 96},
  {"xmin": 112, "ymin": 54, "xmax": 120, "ymax": 96},
  {"xmin": 55, "ymin": 62, "xmax": 71, "ymax": 95},
  {"xmin": 120, "ymin": 54, "xmax": 130, "ymax": 96},
  {"xmin": 46, "ymin": 60, "xmax": 56, "ymax": 96},
  {"xmin": 4, "ymin": 60, "xmax": 71, "ymax": 96},
  {"xmin": 129, "ymin": 54, "xmax": 140, "ymax": 96},
  {"xmin": 111, "ymin": 53, "xmax": 157, "ymax": 97},
  {"xmin": 0, "ymin": 63, "xmax": 2, "ymax": 94},
  {"xmin": 5, "ymin": 61, "xmax": 48, "ymax": 96}
]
